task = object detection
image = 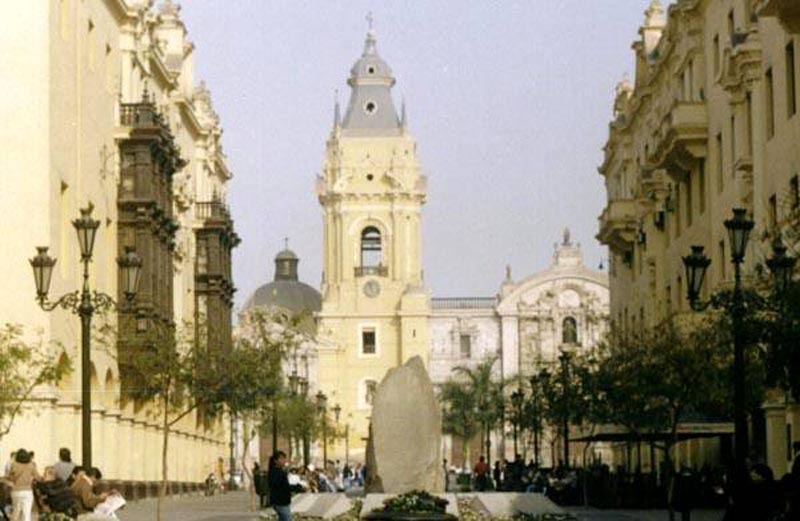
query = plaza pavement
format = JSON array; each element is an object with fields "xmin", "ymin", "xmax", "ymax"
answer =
[{"xmin": 117, "ymin": 491, "xmax": 725, "ymax": 521}]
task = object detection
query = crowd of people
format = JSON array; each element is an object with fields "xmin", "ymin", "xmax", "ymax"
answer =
[{"xmin": 0, "ymin": 447, "xmax": 125, "ymax": 521}]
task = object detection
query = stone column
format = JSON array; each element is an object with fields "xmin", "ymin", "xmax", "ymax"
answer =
[
  {"xmin": 500, "ymin": 315, "xmax": 519, "ymax": 379},
  {"xmin": 764, "ymin": 402, "xmax": 788, "ymax": 477}
]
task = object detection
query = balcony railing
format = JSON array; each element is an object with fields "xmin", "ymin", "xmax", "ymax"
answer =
[
  {"xmin": 650, "ymin": 101, "xmax": 708, "ymax": 173},
  {"xmin": 354, "ymin": 266, "xmax": 388, "ymax": 277},
  {"xmin": 431, "ymin": 297, "xmax": 497, "ymax": 310},
  {"xmin": 120, "ymin": 102, "xmax": 163, "ymax": 129},
  {"xmin": 597, "ymin": 199, "xmax": 638, "ymax": 254},
  {"xmin": 196, "ymin": 201, "xmax": 230, "ymax": 221}
]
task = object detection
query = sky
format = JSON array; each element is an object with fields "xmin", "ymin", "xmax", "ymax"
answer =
[{"xmin": 178, "ymin": 1, "xmax": 651, "ymax": 311}]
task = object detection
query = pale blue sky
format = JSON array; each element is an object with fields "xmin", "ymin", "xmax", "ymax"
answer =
[{"xmin": 178, "ymin": 1, "xmax": 650, "ymax": 309}]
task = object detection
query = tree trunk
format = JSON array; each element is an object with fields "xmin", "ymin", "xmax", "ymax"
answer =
[
  {"xmin": 158, "ymin": 396, "xmax": 170, "ymax": 521},
  {"xmin": 240, "ymin": 420, "xmax": 257, "ymax": 512},
  {"xmin": 665, "ymin": 416, "xmax": 680, "ymax": 521}
]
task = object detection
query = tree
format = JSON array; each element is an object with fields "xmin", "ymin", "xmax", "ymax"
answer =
[
  {"xmin": 440, "ymin": 380, "xmax": 478, "ymax": 467},
  {"xmin": 231, "ymin": 308, "xmax": 307, "ymax": 510},
  {"xmin": 591, "ymin": 318, "xmax": 753, "ymax": 521},
  {"xmin": 440, "ymin": 357, "xmax": 504, "ymax": 464},
  {"xmin": 0, "ymin": 323, "xmax": 71, "ymax": 440},
  {"xmin": 118, "ymin": 316, "xmax": 288, "ymax": 521}
]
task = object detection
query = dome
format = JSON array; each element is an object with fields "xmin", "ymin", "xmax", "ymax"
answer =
[
  {"xmin": 243, "ymin": 280, "xmax": 321, "ymax": 315},
  {"xmin": 349, "ymin": 31, "xmax": 394, "ymax": 83},
  {"xmin": 242, "ymin": 247, "xmax": 321, "ymax": 315}
]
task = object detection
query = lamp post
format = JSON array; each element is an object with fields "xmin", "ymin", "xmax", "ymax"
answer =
[
  {"xmin": 316, "ymin": 391, "xmax": 328, "ymax": 468},
  {"xmin": 531, "ymin": 369, "xmax": 549, "ymax": 467},
  {"xmin": 559, "ymin": 350, "xmax": 572, "ymax": 469},
  {"xmin": 332, "ymin": 403, "xmax": 342, "ymax": 464},
  {"xmin": 683, "ymin": 208, "xmax": 756, "ymax": 510},
  {"xmin": 30, "ymin": 204, "xmax": 142, "ymax": 470},
  {"xmin": 510, "ymin": 388, "xmax": 523, "ymax": 456}
]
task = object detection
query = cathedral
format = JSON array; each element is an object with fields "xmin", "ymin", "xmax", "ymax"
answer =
[{"xmin": 308, "ymin": 28, "xmax": 610, "ymax": 465}]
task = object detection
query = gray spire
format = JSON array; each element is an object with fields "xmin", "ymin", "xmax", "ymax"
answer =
[
  {"xmin": 341, "ymin": 26, "xmax": 401, "ymax": 136},
  {"xmin": 333, "ymin": 89, "xmax": 341, "ymax": 128},
  {"xmin": 400, "ymin": 96, "xmax": 407, "ymax": 128}
]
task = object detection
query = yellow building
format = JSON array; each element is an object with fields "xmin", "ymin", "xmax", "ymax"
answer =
[
  {"xmin": 316, "ymin": 29, "xmax": 431, "ymax": 460},
  {"xmin": 598, "ymin": 0, "xmax": 800, "ymax": 475},
  {"xmin": 0, "ymin": 0, "xmax": 236, "ymax": 482}
]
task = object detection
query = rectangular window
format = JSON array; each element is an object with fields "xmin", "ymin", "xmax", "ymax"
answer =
[
  {"xmin": 769, "ymin": 194, "xmax": 778, "ymax": 230},
  {"xmin": 767, "ymin": 68, "xmax": 776, "ymax": 138},
  {"xmin": 731, "ymin": 115, "xmax": 737, "ymax": 169},
  {"xmin": 714, "ymin": 35, "xmax": 721, "ymax": 75},
  {"xmin": 459, "ymin": 334, "xmax": 471, "ymax": 358},
  {"xmin": 728, "ymin": 10, "xmax": 735, "ymax": 42},
  {"xmin": 675, "ymin": 183, "xmax": 682, "ymax": 236},
  {"xmin": 717, "ymin": 133, "xmax": 724, "ymax": 193},
  {"xmin": 361, "ymin": 328, "xmax": 376, "ymax": 355},
  {"xmin": 787, "ymin": 41, "xmax": 797, "ymax": 117},
  {"xmin": 791, "ymin": 175, "xmax": 799, "ymax": 210},
  {"xmin": 746, "ymin": 93, "xmax": 754, "ymax": 155},
  {"xmin": 719, "ymin": 240, "xmax": 727, "ymax": 281},
  {"xmin": 698, "ymin": 160, "xmax": 707, "ymax": 214},
  {"xmin": 686, "ymin": 178, "xmax": 693, "ymax": 227}
]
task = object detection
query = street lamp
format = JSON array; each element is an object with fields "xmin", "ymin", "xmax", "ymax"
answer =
[
  {"xmin": 766, "ymin": 235, "xmax": 797, "ymax": 294},
  {"xmin": 30, "ymin": 204, "xmax": 142, "ymax": 470},
  {"xmin": 510, "ymin": 388, "xmax": 524, "ymax": 456},
  {"xmin": 316, "ymin": 391, "xmax": 328, "ymax": 468},
  {"xmin": 529, "ymin": 370, "xmax": 549, "ymax": 467},
  {"xmin": 683, "ymin": 207, "xmax": 754, "ymax": 511}
]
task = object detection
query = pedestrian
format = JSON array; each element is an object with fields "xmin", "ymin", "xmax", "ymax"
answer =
[
  {"xmin": 69, "ymin": 467, "xmax": 111, "ymax": 514},
  {"xmin": 268, "ymin": 451, "xmax": 292, "ymax": 521},
  {"xmin": 493, "ymin": 461, "xmax": 502, "ymax": 491},
  {"xmin": 473, "ymin": 456, "xmax": 490, "ymax": 492},
  {"xmin": 34, "ymin": 466, "xmax": 79, "ymax": 517},
  {"xmin": 52, "ymin": 448, "xmax": 75, "ymax": 484},
  {"xmin": 442, "ymin": 459, "xmax": 449, "ymax": 492},
  {"xmin": 6, "ymin": 449, "xmax": 40, "ymax": 521}
]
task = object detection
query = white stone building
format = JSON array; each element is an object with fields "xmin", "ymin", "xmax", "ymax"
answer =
[{"xmin": 429, "ymin": 231, "xmax": 609, "ymax": 467}]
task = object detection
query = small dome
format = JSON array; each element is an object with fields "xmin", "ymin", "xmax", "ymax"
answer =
[
  {"xmin": 243, "ymin": 280, "xmax": 321, "ymax": 315},
  {"xmin": 242, "ymin": 246, "xmax": 321, "ymax": 315},
  {"xmin": 349, "ymin": 31, "xmax": 394, "ymax": 84},
  {"xmin": 275, "ymin": 248, "xmax": 298, "ymax": 261}
]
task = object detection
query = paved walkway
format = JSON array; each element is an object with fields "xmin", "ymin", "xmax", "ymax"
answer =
[
  {"xmin": 564, "ymin": 508, "xmax": 724, "ymax": 521},
  {"xmin": 117, "ymin": 492, "xmax": 725, "ymax": 521},
  {"xmin": 119, "ymin": 491, "xmax": 262, "ymax": 521}
]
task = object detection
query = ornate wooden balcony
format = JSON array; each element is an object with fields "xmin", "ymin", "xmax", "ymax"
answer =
[
  {"xmin": 597, "ymin": 199, "xmax": 638, "ymax": 254},
  {"xmin": 756, "ymin": 0, "xmax": 800, "ymax": 33},
  {"xmin": 650, "ymin": 101, "xmax": 708, "ymax": 174}
]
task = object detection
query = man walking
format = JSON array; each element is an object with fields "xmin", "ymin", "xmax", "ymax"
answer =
[{"xmin": 268, "ymin": 451, "xmax": 292, "ymax": 521}]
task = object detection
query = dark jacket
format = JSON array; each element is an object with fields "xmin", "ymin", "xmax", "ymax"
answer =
[
  {"xmin": 35, "ymin": 478, "xmax": 79, "ymax": 517},
  {"xmin": 268, "ymin": 466, "xmax": 291, "ymax": 507}
]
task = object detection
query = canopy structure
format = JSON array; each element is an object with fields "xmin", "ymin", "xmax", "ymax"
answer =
[{"xmin": 571, "ymin": 422, "xmax": 734, "ymax": 443}]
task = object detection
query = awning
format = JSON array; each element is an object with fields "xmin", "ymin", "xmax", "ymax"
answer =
[{"xmin": 571, "ymin": 422, "xmax": 734, "ymax": 443}]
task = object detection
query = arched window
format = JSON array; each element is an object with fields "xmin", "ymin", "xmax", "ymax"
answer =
[
  {"xmin": 365, "ymin": 380, "xmax": 377, "ymax": 407},
  {"xmin": 360, "ymin": 226, "xmax": 382, "ymax": 271},
  {"xmin": 562, "ymin": 317, "xmax": 578, "ymax": 345}
]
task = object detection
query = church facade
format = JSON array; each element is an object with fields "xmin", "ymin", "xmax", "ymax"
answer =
[{"xmin": 314, "ymin": 29, "xmax": 610, "ymax": 464}]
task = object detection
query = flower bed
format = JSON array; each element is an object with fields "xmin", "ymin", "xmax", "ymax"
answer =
[{"xmin": 363, "ymin": 490, "xmax": 457, "ymax": 520}]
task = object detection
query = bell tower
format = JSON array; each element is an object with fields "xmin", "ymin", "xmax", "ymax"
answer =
[{"xmin": 316, "ymin": 26, "xmax": 430, "ymax": 457}]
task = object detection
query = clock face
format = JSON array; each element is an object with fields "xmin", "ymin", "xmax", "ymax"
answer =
[{"xmin": 363, "ymin": 280, "xmax": 381, "ymax": 298}]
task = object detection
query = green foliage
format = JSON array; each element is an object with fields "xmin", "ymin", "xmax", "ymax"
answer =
[
  {"xmin": 591, "ymin": 319, "xmax": 737, "ymax": 438},
  {"xmin": 440, "ymin": 357, "xmax": 504, "ymax": 457},
  {"xmin": 379, "ymin": 490, "xmax": 449, "ymax": 514},
  {"xmin": 0, "ymin": 323, "xmax": 71, "ymax": 439}
]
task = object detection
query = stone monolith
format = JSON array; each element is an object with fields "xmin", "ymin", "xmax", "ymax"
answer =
[{"xmin": 365, "ymin": 356, "xmax": 444, "ymax": 493}]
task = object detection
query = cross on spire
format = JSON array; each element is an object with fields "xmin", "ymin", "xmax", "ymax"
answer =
[
  {"xmin": 284, "ymin": 237, "xmax": 289, "ymax": 250},
  {"xmin": 366, "ymin": 11, "xmax": 374, "ymax": 32}
]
